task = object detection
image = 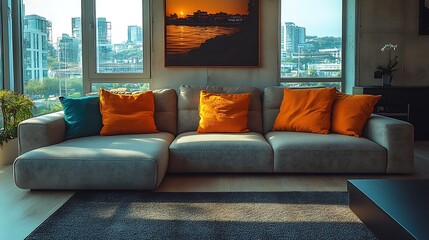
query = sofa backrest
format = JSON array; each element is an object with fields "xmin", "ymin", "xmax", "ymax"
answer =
[
  {"xmin": 262, "ymin": 86, "xmax": 284, "ymax": 134},
  {"xmin": 153, "ymin": 88, "xmax": 177, "ymax": 135},
  {"xmin": 177, "ymin": 85, "xmax": 263, "ymax": 134}
]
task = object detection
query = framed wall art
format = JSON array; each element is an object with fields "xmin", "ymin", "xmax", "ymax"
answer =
[
  {"xmin": 164, "ymin": 0, "xmax": 260, "ymax": 67},
  {"xmin": 419, "ymin": 0, "xmax": 429, "ymax": 35}
]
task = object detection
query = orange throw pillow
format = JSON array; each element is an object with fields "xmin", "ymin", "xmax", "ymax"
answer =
[
  {"xmin": 273, "ymin": 87, "xmax": 337, "ymax": 134},
  {"xmin": 197, "ymin": 90, "xmax": 251, "ymax": 133},
  {"xmin": 99, "ymin": 88, "xmax": 158, "ymax": 135},
  {"xmin": 331, "ymin": 92, "xmax": 381, "ymax": 137}
]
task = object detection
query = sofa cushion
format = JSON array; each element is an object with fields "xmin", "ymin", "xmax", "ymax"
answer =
[
  {"xmin": 262, "ymin": 86, "xmax": 287, "ymax": 134},
  {"xmin": 177, "ymin": 85, "xmax": 262, "ymax": 134},
  {"xmin": 153, "ymin": 88, "xmax": 178, "ymax": 135},
  {"xmin": 331, "ymin": 92, "xmax": 381, "ymax": 137},
  {"xmin": 266, "ymin": 131, "xmax": 387, "ymax": 173},
  {"xmin": 99, "ymin": 89, "xmax": 157, "ymax": 135},
  {"xmin": 14, "ymin": 133, "xmax": 175, "ymax": 190},
  {"xmin": 198, "ymin": 91, "xmax": 251, "ymax": 133},
  {"xmin": 59, "ymin": 95, "xmax": 102, "ymax": 140},
  {"xmin": 273, "ymin": 87, "xmax": 336, "ymax": 134},
  {"xmin": 169, "ymin": 132, "xmax": 273, "ymax": 172}
]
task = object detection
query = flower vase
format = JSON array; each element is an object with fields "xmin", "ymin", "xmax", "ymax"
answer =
[{"xmin": 382, "ymin": 74, "xmax": 393, "ymax": 86}]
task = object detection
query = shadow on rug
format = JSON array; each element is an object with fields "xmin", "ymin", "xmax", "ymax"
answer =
[{"xmin": 26, "ymin": 192, "xmax": 377, "ymax": 240}]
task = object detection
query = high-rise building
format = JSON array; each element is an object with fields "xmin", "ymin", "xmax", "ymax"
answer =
[
  {"xmin": 128, "ymin": 25, "xmax": 142, "ymax": 43},
  {"xmin": 23, "ymin": 14, "xmax": 52, "ymax": 84},
  {"xmin": 97, "ymin": 17, "xmax": 112, "ymax": 65},
  {"xmin": 69, "ymin": 17, "xmax": 112, "ymax": 66},
  {"xmin": 70, "ymin": 17, "xmax": 111, "ymax": 43},
  {"xmin": 72, "ymin": 17, "xmax": 81, "ymax": 39},
  {"xmin": 283, "ymin": 22, "xmax": 306, "ymax": 54},
  {"xmin": 58, "ymin": 33, "xmax": 80, "ymax": 64},
  {"xmin": 97, "ymin": 17, "xmax": 112, "ymax": 44}
]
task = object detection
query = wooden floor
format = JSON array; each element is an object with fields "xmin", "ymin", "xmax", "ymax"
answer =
[{"xmin": 1, "ymin": 141, "xmax": 429, "ymax": 239}]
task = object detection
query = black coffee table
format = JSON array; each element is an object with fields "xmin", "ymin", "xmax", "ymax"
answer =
[{"xmin": 348, "ymin": 179, "xmax": 429, "ymax": 240}]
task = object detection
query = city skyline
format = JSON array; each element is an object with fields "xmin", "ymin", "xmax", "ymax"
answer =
[{"xmin": 23, "ymin": 0, "xmax": 143, "ymax": 44}]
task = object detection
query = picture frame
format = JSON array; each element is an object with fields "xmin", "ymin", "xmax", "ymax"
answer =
[
  {"xmin": 164, "ymin": 0, "xmax": 260, "ymax": 67},
  {"xmin": 419, "ymin": 0, "xmax": 429, "ymax": 35}
]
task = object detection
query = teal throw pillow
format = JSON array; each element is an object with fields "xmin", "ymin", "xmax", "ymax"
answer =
[{"xmin": 59, "ymin": 96, "xmax": 102, "ymax": 140}]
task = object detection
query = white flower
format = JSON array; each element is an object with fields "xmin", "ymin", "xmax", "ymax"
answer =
[
  {"xmin": 377, "ymin": 43, "xmax": 399, "ymax": 75},
  {"xmin": 381, "ymin": 44, "xmax": 397, "ymax": 52}
]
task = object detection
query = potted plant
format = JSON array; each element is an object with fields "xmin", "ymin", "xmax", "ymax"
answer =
[
  {"xmin": 376, "ymin": 43, "xmax": 399, "ymax": 86},
  {"xmin": 0, "ymin": 90, "xmax": 35, "ymax": 165}
]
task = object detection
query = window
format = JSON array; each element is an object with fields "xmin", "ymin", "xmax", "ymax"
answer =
[
  {"xmin": 16, "ymin": 0, "xmax": 150, "ymax": 115},
  {"xmin": 84, "ymin": 0, "xmax": 151, "ymax": 91},
  {"xmin": 280, "ymin": 0, "xmax": 343, "ymax": 89}
]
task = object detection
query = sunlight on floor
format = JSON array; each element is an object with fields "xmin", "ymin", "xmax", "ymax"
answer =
[{"xmin": 125, "ymin": 202, "xmax": 356, "ymax": 223}]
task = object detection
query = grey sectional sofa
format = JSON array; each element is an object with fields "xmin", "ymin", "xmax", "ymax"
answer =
[{"xmin": 13, "ymin": 85, "xmax": 415, "ymax": 190}]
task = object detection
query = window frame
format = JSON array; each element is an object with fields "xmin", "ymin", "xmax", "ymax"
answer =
[
  {"xmin": 82, "ymin": 0, "xmax": 151, "ymax": 93},
  {"xmin": 0, "ymin": 2, "xmax": 4, "ymax": 90},
  {"xmin": 2, "ymin": 0, "xmax": 17, "ymax": 91},
  {"xmin": 278, "ymin": 0, "xmax": 346, "ymax": 91}
]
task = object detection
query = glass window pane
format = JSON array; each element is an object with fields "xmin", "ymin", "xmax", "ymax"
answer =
[
  {"xmin": 22, "ymin": 0, "xmax": 82, "ymax": 116},
  {"xmin": 280, "ymin": 0, "xmax": 342, "ymax": 79},
  {"xmin": 95, "ymin": 0, "xmax": 143, "ymax": 73},
  {"xmin": 91, "ymin": 83, "xmax": 150, "ymax": 93}
]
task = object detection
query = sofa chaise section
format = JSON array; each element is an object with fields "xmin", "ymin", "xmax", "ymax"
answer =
[
  {"xmin": 14, "ymin": 133, "xmax": 174, "ymax": 189},
  {"xmin": 169, "ymin": 85, "xmax": 273, "ymax": 172},
  {"xmin": 263, "ymin": 86, "xmax": 414, "ymax": 174},
  {"xmin": 14, "ymin": 89, "xmax": 178, "ymax": 190}
]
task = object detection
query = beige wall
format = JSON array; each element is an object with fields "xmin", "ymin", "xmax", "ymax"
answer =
[
  {"xmin": 150, "ymin": 0, "xmax": 278, "ymax": 90},
  {"xmin": 357, "ymin": 0, "xmax": 429, "ymax": 86}
]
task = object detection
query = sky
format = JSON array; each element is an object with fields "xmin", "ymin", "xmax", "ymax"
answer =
[
  {"xmin": 165, "ymin": 0, "xmax": 249, "ymax": 17},
  {"xmin": 281, "ymin": 0, "xmax": 342, "ymax": 37},
  {"xmin": 23, "ymin": 0, "xmax": 342, "ymax": 44},
  {"xmin": 23, "ymin": 0, "xmax": 142, "ymax": 44}
]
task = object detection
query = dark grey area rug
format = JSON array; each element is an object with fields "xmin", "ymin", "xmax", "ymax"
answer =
[{"xmin": 26, "ymin": 191, "xmax": 377, "ymax": 240}]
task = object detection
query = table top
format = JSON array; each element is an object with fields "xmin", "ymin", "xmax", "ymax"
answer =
[{"xmin": 348, "ymin": 179, "xmax": 429, "ymax": 240}]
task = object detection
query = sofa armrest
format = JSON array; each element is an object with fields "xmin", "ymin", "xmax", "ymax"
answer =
[
  {"xmin": 362, "ymin": 114, "xmax": 414, "ymax": 173},
  {"xmin": 18, "ymin": 111, "xmax": 66, "ymax": 155}
]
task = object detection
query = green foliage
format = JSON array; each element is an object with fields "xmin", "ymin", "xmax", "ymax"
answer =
[
  {"xmin": 37, "ymin": 101, "xmax": 63, "ymax": 115},
  {"xmin": 24, "ymin": 78, "xmax": 83, "ymax": 99},
  {"xmin": 308, "ymin": 37, "xmax": 342, "ymax": 51},
  {"xmin": 48, "ymin": 56, "xmax": 60, "ymax": 70},
  {"xmin": 0, "ymin": 90, "xmax": 35, "ymax": 148},
  {"xmin": 23, "ymin": 78, "xmax": 83, "ymax": 116},
  {"xmin": 113, "ymin": 48, "xmax": 143, "ymax": 62},
  {"xmin": 376, "ymin": 55, "xmax": 398, "ymax": 75}
]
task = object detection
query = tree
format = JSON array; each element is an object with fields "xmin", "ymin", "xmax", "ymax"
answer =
[
  {"xmin": 48, "ymin": 56, "xmax": 60, "ymax": 70},
  {"xmin": 24, "ymin": 80, "xmax": 44, "ymax": 98},
  {"xmin": 42, "ymin": 78, "xmax": 62, "ymax": 98}
]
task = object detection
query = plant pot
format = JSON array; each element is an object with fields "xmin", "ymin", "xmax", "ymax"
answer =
[
  {"xmin": 382, "ymin": 74, "xmax": 393, "ymax": 86},
  {"xmin": 0, "ymin": 138, "xmax": 19, "ymax": 165}
]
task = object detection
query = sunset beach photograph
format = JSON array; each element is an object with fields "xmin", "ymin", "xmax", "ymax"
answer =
[{"xmin": 165, "ymin": 0, "xmax": 259, "ymax": 67}]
